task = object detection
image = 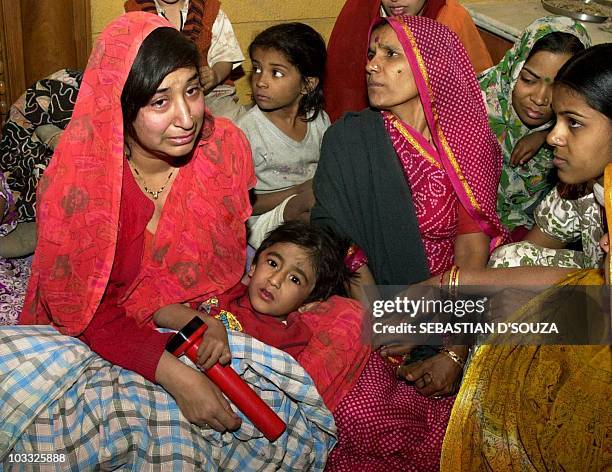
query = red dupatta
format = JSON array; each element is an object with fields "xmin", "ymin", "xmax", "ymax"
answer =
[
  {"xmin": 381, "ymin": 16, "xmax": 508, "ymax": 251},
  {"xmin": 21, "ymin": 12, "xmax": 254, "ymax": 335}
]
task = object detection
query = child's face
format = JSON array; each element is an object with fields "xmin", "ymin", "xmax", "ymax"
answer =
[
  {"xmin": 512, "ymin": 50, "xmax": 572, "ymax": 128},
  {"xmin": 381, "ymin": 0, "xmax": 427, "ymax": 17},
  {"xmin": 250, "ymin": 47, "xmax": 308, "ymax": 114},
  {"xmin": 247, "ymin": 242, "xmax": 316, "ymax": 318},
  {"xmin": 547, "ymin": 86, "xmax": 612, "ymax": 186}
]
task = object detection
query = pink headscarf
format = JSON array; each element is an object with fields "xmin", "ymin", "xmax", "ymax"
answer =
[
  {"xmin": 324, "ymin": 0, "xmax": 465, "ymax": 123},
  {"xmin": 382, "ymin": 15, "xmax": 509, "ymax": 250}
]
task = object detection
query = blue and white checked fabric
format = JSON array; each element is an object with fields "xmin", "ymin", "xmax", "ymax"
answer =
[{"xmin": 0, "ymin": 326, "xmax": 336, "ymax": 471}]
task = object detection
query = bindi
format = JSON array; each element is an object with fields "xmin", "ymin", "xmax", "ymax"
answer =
[{"xmin": 374, "ymin": 35, "xmax": 381, "ymax": 44}]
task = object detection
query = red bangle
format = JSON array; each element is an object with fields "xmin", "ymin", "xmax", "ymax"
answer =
[
  {"xmin": 448, "ymin": 265, "xmax": 460, "ymax": 298},
  {"xmin": 344, "ymin": 244, "xmax": 368, "ymax": 273}
]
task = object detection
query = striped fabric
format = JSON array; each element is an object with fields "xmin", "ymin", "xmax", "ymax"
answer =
[
  {"xmin": 123, "ymin": 0, "xmax": 218, "ymax": 66},
  {"xmin": 0, "ymin": 326, "xmax": 336, "ymax": 471}
]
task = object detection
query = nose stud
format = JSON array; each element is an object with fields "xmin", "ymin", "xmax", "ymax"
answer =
[
  {"xmin": 551, "ymin": 135, "xmax": 562, "ymax": 145},
  {"xmin": 371, "ymin": 64, "xmax": 380, "ymax": 72}
]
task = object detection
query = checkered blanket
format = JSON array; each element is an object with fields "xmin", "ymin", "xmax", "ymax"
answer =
[{"xmin": 0, "ymin": 326, "xmax": 336, "ymax": 471}]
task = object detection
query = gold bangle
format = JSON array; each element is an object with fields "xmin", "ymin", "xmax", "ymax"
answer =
[
  {"xmin": 439, "ymin": 347, "xmax": 465, "ymax": 368},
  {"xmin": 448, "ymin": 265, "xmax": 460, "ymax": 298},
  {"xmin": 447, "ymin": 265, "xmax": 456, "ymax": 292},
  {"xmin": 454, "ymin": 267, "xmax": 461, "ymax": 298}
]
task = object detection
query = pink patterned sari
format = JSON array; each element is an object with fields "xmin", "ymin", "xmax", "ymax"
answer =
[
  {"xmin": 326, "ymin": 16, "xmax": 507, "ymax": 472},
  {"xmin": 383, "ymin": 112, "xmax": 459, "ymax": 275},
  {"xmin": 384, "ymin": 16, "xmax": 508, "ymax": 260}
]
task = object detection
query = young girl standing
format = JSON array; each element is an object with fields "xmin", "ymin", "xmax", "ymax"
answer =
[
  {"xmin": 124, "ymin": 0, "xmax": 246, "ymax": 120},
  {"xmin": 236, "ymin": 23, "xmax": 329, "ymax": 248}
]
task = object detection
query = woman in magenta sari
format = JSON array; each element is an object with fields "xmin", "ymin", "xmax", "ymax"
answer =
[{"xmin": 311, "ymin": 16, "xmax": 508, "ymax": 471}]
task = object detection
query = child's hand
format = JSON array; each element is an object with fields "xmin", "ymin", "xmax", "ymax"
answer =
[
  {"xmin": 283, "ymin": 187, "xmax": 315, "ymax": 222},
  {"xmin": 293, "ymin": 179, "xmax": 313, "ymax": 193},
  {"xmin": 510, "ymin": 130, "xmax": 548, "ymax": 167},
  {"xmin": 196, "ymin": 316, "xmax": 231, "ymax": 371},
  {"xmin": 200, "ymin": 65, "xmax": 218, "ymax": 93},
  {"xmin": 600, "ymin": 233, "xmax": 609, "ymax": 254}
]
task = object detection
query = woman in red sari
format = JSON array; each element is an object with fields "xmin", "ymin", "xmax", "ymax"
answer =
[
  {"xmin": 312, "ymin": 16, "xmax": 507, "ymax": 470},
  {"xmin": 20, "ymin": 12, "xmax": 254, "ymax": 432}
]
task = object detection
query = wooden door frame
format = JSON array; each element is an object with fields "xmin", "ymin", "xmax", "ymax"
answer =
[
  {"xmin": 73, "ymin": 0, "xmax": 92, "ymax": 70},
  {"xmin": 0, "ymin": 0, "xmax": 26, "ymax": 107},
  {"xmin": 0, "ymin": 0, "xmax": 91, "ymax": 107}
]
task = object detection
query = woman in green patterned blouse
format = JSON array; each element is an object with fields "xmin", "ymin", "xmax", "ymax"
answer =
[{"xmin": 479, "ymin": 16, "xmax": 590, "ymax": 239}]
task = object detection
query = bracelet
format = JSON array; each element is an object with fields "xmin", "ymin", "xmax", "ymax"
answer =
[
  {"xmin": 438, "ymin": 347, "xmax": 465, "ymax": 368},
  {"xmin": 344, "ymin": 244, "xmax": 368, "ymax": 273},
  {"xmin": 448, "ymin": 265, "xmax": 460, "ymax": 298},
  {"xmin": 453, "ymin": 266, "xmax": 461, "ymax": 297},
  {"xmin": 438, "ymin": 270, "xmax": 446, "ymax": 289}
]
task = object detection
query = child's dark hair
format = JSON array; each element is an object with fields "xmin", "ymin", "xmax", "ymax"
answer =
[
  {"xmin": 527, "ymin": 31, "xmax": 585, "ymax": 62},
  {"xmin": 248, "ymin": 22, "xmax": 326, "ymax": 122},
  {"xmin": 122, "ymin": 27, "xmax": 210, "ymax": 140},
  {"xmin": 253, "ymin": 221, "xmax": 353, "ymax": 303}
]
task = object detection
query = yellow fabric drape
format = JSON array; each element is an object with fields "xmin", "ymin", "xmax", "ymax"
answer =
[{"xmin": 441, "ymin": 165, "xmax": 612, "ymax": 471}]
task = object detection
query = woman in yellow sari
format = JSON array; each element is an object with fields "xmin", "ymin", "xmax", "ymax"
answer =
[{"xmin": 441, "ymin": 44, "xmax": 612, "ymax": 471}]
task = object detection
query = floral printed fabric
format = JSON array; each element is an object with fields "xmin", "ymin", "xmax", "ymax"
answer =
[
  {"xmin": 478, "ymin": 16, "xmax": 591, "ymax": 230},
  {"xmin": 0, "ymin": 174, "xmax": 31, "ymax": 326},
  {"xmin": 0, "ymin": 69, "xmax": 77, "ymax": 321},
  {"xmin": 0, "ymin": 69, "xmax": 82, "ymax": 223},
  {"xmin": 0, "ymin": 68, "xmax": 82, "ymax": 326},
  {"xmin": 0, "ymin": 171, "xmax": 18, "ymax": 237},
  {"xmin": 489, "ymin": 187, "xmax": 603, "ymax": 269}
]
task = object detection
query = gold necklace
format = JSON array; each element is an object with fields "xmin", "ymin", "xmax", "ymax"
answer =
[{"xmin": 129, "ymin": 161, "xmax": 174, "ymax": 200}]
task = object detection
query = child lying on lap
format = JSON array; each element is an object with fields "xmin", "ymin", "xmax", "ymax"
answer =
[{"xmin": 155, "ymin": 222, "xmax": 370, "ymax": 411}]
